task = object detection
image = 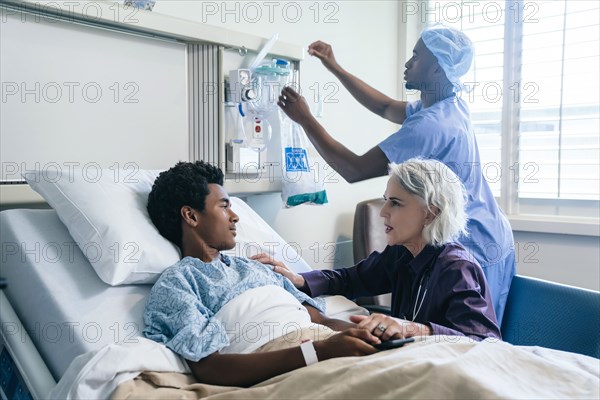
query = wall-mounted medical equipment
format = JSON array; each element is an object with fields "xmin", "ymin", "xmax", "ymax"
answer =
[
  {"xmin": 223, "ymin": 42, "xmax": 296, "ymax": 181},
  {"xmin": 227, "ymin": 59, "xmax": 291, "ymax": 147}
]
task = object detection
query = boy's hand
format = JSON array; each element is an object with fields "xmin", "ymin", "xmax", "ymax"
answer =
[{"xmin": 314, "ymin": 328, "xmax": 380, "ymax": 360}]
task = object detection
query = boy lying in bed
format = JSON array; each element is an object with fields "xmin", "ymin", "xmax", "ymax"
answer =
[{"xmin": 143, "ymin": 161, "xmax": 380, "ymax": 387}]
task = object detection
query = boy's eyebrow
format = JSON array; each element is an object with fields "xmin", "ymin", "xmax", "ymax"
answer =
[{"xmin": 220, "ymin": 198, "xmax": 230, "ymax": 205}]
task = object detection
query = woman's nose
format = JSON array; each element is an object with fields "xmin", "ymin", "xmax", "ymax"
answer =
[{"xmin": 380, "ymin": 205, "xmax": 389, "ymax": 217}]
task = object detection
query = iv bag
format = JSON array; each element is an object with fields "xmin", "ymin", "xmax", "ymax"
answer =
[
  {"xmin": 246, "ymin": 60, "xmax": 290, "ymax": 118},
  {"xmin": 280, "ymin": 114, "xmax": 328, "ymax": 207},
  {"xmin": 225, "ymin": 103, "xmax": 246, "ymax": 145}
]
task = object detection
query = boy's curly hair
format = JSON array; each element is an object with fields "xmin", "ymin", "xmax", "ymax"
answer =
[{"xmin": 147, "ymin": 161, "xmax": 224, "ymax": 248}]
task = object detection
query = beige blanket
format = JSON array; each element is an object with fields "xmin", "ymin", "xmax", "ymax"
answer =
[{"xmin": 112, "ymin": 334, "xmax": 599, "ymax": 400}]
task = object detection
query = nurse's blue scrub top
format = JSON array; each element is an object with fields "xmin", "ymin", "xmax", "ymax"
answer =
[{"xmin": 378, "ymin": 95, "xmax": 515, "ymax": 323}]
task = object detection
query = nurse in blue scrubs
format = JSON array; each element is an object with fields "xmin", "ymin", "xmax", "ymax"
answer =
[{"xmin": 278, "ymin": 25, "xmax": 515, "ymax": 323}]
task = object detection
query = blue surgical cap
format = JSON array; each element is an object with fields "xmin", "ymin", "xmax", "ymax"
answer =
[{"xmin": 421, "ymin": 24, "xmax": 474, "ymax": 89}]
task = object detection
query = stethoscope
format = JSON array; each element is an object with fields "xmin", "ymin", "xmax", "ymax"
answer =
[
  {"xmin": 407, "ymin": 246, "xmax": 444, "ymax": 322},
  {"xmin": 411, "ymin": 271, "xmax": 430, "ymax": 321}
]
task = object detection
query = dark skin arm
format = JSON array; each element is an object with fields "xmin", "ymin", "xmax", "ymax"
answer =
[
  {"xmin": 277, "ymin": 40, "xmax": 413, "ymax": 183},
  {"xmin": 187, "ymin": 328, "xmax": 380, "ymax": 387},
  {"xmin": 304, "ymin": 303, "xmax": 357, "ymax": 331},
  {"xmin": 307, "ymin": 40, "xmax": 408, "ymax": 124},
  {"xmin": 279, "ymin": 86, "xmax": 389, "ymax": 183},
  {"xmin": 187, "ymin": 300, "xmax": 376, "ymax": 387}
]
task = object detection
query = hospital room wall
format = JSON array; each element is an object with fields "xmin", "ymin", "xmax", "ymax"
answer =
[
  {"xmin": 512, "ymin": 232, "xmax": 599, "ymax": 291},
  {"xmin": 153, "ymin": 1, "xmax": 600, "ymax": 291}
]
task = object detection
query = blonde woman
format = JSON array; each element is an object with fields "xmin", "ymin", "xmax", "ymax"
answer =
[{"xmin": 258, "ymin": 158, "xmax": 500, "ymax": 341}]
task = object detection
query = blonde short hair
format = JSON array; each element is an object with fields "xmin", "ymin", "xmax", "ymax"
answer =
[{"xmin": 388, "ymin": 158, "xmax": 468, "ymax": 246}]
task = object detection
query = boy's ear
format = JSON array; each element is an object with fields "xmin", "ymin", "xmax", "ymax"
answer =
[{"xmin": 181, "ymin": 206, "xmax": 200, "ymax": 227}]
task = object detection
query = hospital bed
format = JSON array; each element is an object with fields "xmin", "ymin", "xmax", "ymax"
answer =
[
  {"xmin": 1, "ymin": 173, "xmax": 599, "ymax": 400},
  {"xmin": 0, "ymin": 169, "xmax": 367, "ymax": 399}
]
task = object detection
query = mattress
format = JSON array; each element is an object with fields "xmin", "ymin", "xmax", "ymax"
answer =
[{"xmin": 0, "ymin": 209, "xmax": 151, "ymax": 381}]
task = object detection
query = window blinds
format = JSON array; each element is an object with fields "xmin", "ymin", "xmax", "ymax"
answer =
[{"xmin": 426, "ymin": 0, "xmax": 600, "ymax": 203}]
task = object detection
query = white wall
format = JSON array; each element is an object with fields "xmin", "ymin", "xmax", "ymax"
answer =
[
  {"xmin": 0, "ymin": 10, "xmax": 189, "ymax": 176},
  {"xmin": 513, "ymin": 232, "xmax": 599, "ymax": 291}
]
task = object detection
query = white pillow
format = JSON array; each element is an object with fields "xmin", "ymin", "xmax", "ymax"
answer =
[
  {"xmin": 25, "ymin": 169, "xmax": 179, "ymax": 285},
  {"xmin": 25, "ymin": 169, "xmax": 311, "ymax": 285},
  {"xmin": 224, "ymin": 197, "xmax": 311, "ymax": 274}
]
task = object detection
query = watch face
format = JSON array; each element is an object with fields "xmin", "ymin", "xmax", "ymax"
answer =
[{"xmin": 240, "ymin": 70, "xmax": 251, "ymax": 86}]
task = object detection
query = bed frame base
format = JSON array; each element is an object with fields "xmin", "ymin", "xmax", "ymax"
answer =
[{"xmin": 0, "ymin": 291, "xmax": 56, "ymax": 399}]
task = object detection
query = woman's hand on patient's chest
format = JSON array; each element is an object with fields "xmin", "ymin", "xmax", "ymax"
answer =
[{"xmin": 250, "ymin": 253, "xmax": 306, "ymax": 288}]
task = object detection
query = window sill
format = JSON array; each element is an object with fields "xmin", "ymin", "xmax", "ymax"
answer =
[{"xmin": 508, "ymin": 215, "xmax": 600, "ymax": 237}]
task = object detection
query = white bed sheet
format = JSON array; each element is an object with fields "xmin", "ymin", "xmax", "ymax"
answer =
[{"xmin": 51, "ymin": 335, "xmax": 600, "ymax": 400}]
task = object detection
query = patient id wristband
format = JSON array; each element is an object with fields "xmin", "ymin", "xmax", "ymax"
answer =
[{"xmin": 300, "ymin": 339, "xmax": 318, "ymax": 366}]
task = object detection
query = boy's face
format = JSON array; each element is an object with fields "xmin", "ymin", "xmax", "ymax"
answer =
[{"xmin": 195, "ymin": 184, "xmax": 239, "ymax": 252}]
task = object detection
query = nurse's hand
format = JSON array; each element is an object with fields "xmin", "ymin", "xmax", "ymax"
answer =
[
  {"xmin": 278, "ymin": 87, "xmax": 313, "ymax": 124},
  {"xmin": 350, "ymin": 314, "xmax": 432, "ymax": 341},
  {"xmin": 307, "ymin": 40, "xmax": 339, "ymax": 72},
  {"xmin": 250, "ymin": 253, "xmax": 306, "ymax": 288}
]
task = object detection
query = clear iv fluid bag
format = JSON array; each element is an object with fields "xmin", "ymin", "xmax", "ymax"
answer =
[
  {"xmin": 246, "ymin": 59, "xmax": 290, "ymax": 118},
  {"xmin": 225, "ymin": 103, "xmax": 246, "ymax": 144}
]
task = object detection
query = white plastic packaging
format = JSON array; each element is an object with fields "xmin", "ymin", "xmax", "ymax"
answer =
[{"xmin": 280, "ymin": 114, "xmax": 328, "ymax": 207}]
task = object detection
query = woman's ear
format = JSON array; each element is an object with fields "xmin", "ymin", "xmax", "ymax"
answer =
[
  {"xmin": 180, "ymin": 205, "xmax": 200, "ymax": 227},
  {"xmin": 425, "ymin": 205, "xmax": 440, "ymax": 225}
]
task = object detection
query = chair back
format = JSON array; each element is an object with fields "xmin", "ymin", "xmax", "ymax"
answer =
[
  {"xmin": 353, "ymin": 198, "xmax": 387, "ymax": 262},
  {"xmin": 501, "ymin": 275, "xmax": 600, "ymax": 358},
  {"xmin": 353, "ymin": 198, "xmax": 391, "ymax": 306}
]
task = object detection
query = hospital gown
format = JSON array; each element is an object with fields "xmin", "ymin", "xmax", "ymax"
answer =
[
  {"xmin": 379, "ymin": 95, "xmax": 516, "ymax": 323},
  {"xmin": 143, "ymin": 254, "xmax": 324, "ymax": 362}
]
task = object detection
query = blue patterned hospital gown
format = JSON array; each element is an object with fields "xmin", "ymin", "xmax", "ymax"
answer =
[{"xmin": 143, "ymin": 254, "xmax": 324, "ymax": 362}]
